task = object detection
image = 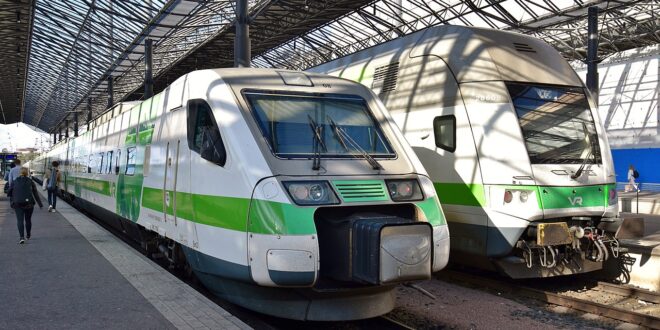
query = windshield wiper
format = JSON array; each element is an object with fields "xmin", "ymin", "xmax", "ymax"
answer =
[
  {"xmin": 327, "ymin": 115, "xmax": 383, "ymax": 170},
  {"xmin": 307, "ymin": 115, "xmax": 326, "ymax": 170},
  {"xmin": 571, "ymin": 122, "xmax": 594, "ymax": 179}
]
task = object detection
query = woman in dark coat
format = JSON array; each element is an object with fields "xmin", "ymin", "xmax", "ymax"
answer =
[{"xmin": 8, "ymin": 167, "xmax": 43, "ymax": 244}]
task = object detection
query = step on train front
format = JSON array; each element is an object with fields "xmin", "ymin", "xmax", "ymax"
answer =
[{"xmin": 29, "ymin": 68, "xmax": 450, "ymax": 320}]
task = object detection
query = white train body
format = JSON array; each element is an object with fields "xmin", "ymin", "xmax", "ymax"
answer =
[
  {"xmin": 30, "ymin": 68, "xmax": 449, "ymax": 320},
  {"xmin": 311, "ymin": 26, "xmax": 621, "ymax": 278}
]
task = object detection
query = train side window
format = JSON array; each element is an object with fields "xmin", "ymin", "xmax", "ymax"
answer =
[
  {"xmin": 187, "ymin": 99, "xmax": 226, "ymax": 166},
  {"xmin": 106, "ymin": 151, "xmax": 113, "ymax": 174},
  {"xmin": 97, "ymin": 152, "xmax": 104, "ymax": 174},
  {"xmin": 125, "ymin": 147, "xmax": 136, "ymax": 175},
  {"xmin": 114, "ymin": 149, "xmax": 121, "ymax": 175},
  {"xmin": 433, "ymin": 115, "xmax": 456, "ymax": 153}
]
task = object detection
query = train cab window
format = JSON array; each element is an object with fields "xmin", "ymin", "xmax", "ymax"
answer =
[
  {"xmin": 433, "ymin": 115, "xmax": 456, "ymax": 152},
  {"xmin": 126, "ymin": 147, "xmax": 136, "ymax": 175},
  {"xmin": 187, "ymin": 99, "xmax": 226, "ymax": 166},
  {"xmin": 105, "ymin": 151, "xmax": 113, "ymax": 174},
  {"xmin": 114, "ymin": 149, "xmax": 121, "ymax": 175}
]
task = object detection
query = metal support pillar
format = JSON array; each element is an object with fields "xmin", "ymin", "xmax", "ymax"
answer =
[
  {"xmin": 234, "ymin": 0, "xmax": 251, "ymax": 68},
  {"xmin": 59, "ymin": 128, "xmax": 63, "ymax": 142},
  {"xmin": 53, "ymin": 133, "xmax": 56, "ymax": 144},
  {"xmin": 87, "ymin": 98, "xmax": 93, "ymax": 127},
  {"xmin": 107, "ymin": 76, "xmax": 113, "ymax": 109},
  {"xmin": 65, "ymin": 120, "xmax": 69, "ymax": 138},
  {"xmin": 144, "ymin": 39, "xmax": 154, "ymax": 99},
  {"xmin": 586, "ymin": 6, "xmax": 599, "ymax": 105},
  {"xmin": 74, "ymin": 112, "xmax": 79, "ymax": 137}
]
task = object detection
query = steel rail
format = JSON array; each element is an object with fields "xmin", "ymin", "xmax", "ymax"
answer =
[
  {"xmin": 596, "ymin": 281, "xmax": 660, "ymax": 304},
  {"xmin": 438, "ymin": 270, "xmax": 660, "ymax": 329}
]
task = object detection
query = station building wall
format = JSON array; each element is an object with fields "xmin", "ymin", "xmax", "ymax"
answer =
[{"xmin": 573, "ymin": 45, "xmax": 659, "ymax": 184}]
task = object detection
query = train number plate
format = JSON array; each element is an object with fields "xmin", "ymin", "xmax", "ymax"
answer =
[{"xmin": 537, "ymin": 222, "xmax": 571, "ymax": 246}]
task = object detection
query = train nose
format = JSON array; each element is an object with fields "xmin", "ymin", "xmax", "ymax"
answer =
[{"xmin": 318, "ymin": 215, "xmax": 433, "ymax": 285}]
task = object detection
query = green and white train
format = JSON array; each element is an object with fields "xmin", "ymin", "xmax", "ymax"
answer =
[
  {"xmin": 29, "ymin": 68, "xmax": 449, "ymax": 320},
  {"xmin": 311, "ymin": 26, "xmax": 622, "ymax": 278}
]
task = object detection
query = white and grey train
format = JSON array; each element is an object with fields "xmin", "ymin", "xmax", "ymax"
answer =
[
  {"xmin": 311, "ymin": 25, "xmax": 623, "ymax": 278},
  {"xmin": 29, "ymin": 68, "xmax": 450, "ymax": 320}
]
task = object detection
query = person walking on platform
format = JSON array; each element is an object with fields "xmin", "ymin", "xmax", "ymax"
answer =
[
  {"xmin": 3, "ymin": 163, "xmax": 15, "ymax": 195},
  {"xmin": 7, "ymin": 159, "xmax": 22, "ymax": 189},
  {"xmin": 627, "ymin": 164, "xmax": 640, "ymax": 192},
  {"xmin": 44, "ymin": 161, "xmax": 61, "ymax": 213},
  {"xmin": 8, "ymin": 167, "xmax": 43, "ymax": 244}
]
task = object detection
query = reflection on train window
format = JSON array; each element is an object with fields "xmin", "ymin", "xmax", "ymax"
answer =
[
  {"xmin": 97, "ymin": 152, "xmax": 104, "ymax": 174},
  {"xmin": 433, "ymin": 115, "xmax": 456, "ymax": 152},
  {"xmin": 114, "ymin": 149, "xmax": 121, "ymax": 175},
  {"xmin": 187, "ymin": 99, "xmax": 226, "ymax": 166},
  {"xmin": 126, "ymin": 147, "xmax": 136, "ymax": 175},
  {"xmin": 244, "ymin": 91, "xmax": 394, "ymax": 158},
  {"xmin": 106, "ymin": 151, "xmax": 113, "ymax": 174},
  {"xmin": 507, "ymin": 83, "xmax": 601, "ymax": 164},
  {"xmin": 87, "ymin": 155, "xmax": 93, "ymax": 173}
]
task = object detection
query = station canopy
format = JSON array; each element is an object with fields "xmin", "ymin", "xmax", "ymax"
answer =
[{"xmin": 1, "ymin": 0, "xmax": 657, "ymax": 133}]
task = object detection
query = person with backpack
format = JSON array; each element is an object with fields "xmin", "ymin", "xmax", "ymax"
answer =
[
  {"xmin": 44, "ymin": 161, "xmax": 62, "ymax": 212},
  {"xmin": 627, "ymin": 164, "xmax": 640, "ymax": 192},
  {"xmin": 8, "ymin": 167, "xmax": 43, "ymax": 244}
]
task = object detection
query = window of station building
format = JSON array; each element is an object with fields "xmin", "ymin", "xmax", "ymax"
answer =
[
  {"xmin": 125, "ymin": 147, "xmax": 136, "ymax": 175},
  {"xmin": 186, "ymin": 99, "xmax": 226, "ymax": 166},
  {"xmin": 433, "ymin": 115, "xmax": 456, "ymax": 153}
]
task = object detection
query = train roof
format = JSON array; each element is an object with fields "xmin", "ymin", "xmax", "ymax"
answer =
[
  {"xmin": 410, "ymin": 25, "xmax": 582, "ymax": 86},
  {"xmin": 208, "ymin": 67, "xmax": 360, "ymax": 89}
]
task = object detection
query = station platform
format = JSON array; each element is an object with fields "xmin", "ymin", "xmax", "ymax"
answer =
[
  {"xmin": 0, "ymin": 183, "xmax": 250, "ymax": 329},
  {"xmin": 619, "ymin": 190, "xmax": 660, "ymax": 215},
  {"xmin": 604, "ymin": 212, "xmax": 660, "ymax": 292}
]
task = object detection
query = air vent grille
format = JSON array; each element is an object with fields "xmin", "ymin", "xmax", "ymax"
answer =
[
  {"xmin": 513, "ymin": 42, "xmax": 536, "ymax": 53},
  {"xmin": 371, "ymin": 62, "xmax": 399, "ymax": 94},
  {"xmin": 332, "ymin": 180, "xmax": 389, "ymax": 203}
]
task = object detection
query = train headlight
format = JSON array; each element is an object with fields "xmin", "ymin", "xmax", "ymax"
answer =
[
  {"xmin": 608, "ymin": 189, "xmax": 618, "ymax": 205},
  {"xmin": 283, "ymin": 181, "xmax": 339, "ymax": 205},
  {"xmin": 504, "ymin": 190, "xmax": 513, "ymax": 204},
  {"xmin": 504, "ymin": 189, "xmax": 533, "ymax": 204},
  {"xmin": 386, "ymin": 179, "xmax": 424, "ymax": 202},
  {"xmin": 519, "ymin": 191, "xmax": 529, "ymax": 203}
]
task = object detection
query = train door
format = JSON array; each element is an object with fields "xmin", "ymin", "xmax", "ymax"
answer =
[
  {"xmin": 163, "ymin": 108, "xmax": 186, "ymax": 226},
  {"xmin": 164, "ymin": 139, "xmax": 180, "ymax": 225}
]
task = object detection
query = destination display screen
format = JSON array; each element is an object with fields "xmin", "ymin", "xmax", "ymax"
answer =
[{"xmin": 507, "ymin": 83, "xmax": 602, "ymax": 165}]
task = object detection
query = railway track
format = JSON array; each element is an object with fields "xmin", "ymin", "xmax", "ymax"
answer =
[{"xmin": 438, "ymin": 270, "xmax": 660, "ymax": 329}]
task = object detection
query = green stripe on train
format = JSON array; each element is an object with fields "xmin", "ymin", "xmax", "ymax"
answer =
[
  {"xmin": 434, "ymin": 182, "xmax": 615, "ymax": 209},
  {"xmin": 142, "ymin": 187, "xmax": 444, "ymax": 235},
  {"xmin": 433, "ymin": 183, "xmax": 486, "ymax": 207}
]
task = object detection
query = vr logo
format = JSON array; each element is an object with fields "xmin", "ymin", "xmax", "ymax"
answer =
[{"xmin": 568, "ymin": 196, "xmax": 583, "ymax": 206}]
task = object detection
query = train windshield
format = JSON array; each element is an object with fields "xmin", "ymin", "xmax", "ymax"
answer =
[
  {"xmin": 507, "ymin": 83, "xmax": 601, "ymax": 165},
  {"xmin": 245, "ymin": 92, "xmax": 395, "ymax": 158}
]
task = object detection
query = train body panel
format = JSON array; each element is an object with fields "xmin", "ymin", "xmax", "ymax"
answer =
[
  {"xmin": 29, "ymin": 68, "xmax": 450, "ymax": 320},
  {"xmin": 311, "ymin": 25, "xmax": 621, "ymax": 278}
]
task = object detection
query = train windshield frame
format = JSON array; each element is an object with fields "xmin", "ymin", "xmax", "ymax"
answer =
[
  {"xmin": 506, "ymin": 83, "xmax": 602, "ymax": 165},
  {"xmin": 243, "ymin": 91, "xmax": 396, "ymax": 159}
]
